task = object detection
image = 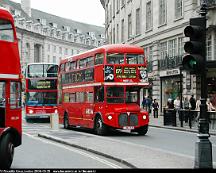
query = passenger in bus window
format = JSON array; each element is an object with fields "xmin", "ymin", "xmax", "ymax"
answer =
[{"xmin": 98, "ymin": 87, "xmax": 104, "ymax": 102}]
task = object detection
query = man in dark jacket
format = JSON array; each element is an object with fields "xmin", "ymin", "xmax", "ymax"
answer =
[{"xmin": 189, "ymin": 95, "xmax": 196, "ymax": 120}]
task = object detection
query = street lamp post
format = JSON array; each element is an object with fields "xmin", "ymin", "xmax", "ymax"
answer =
[{"xmin": 194, "ymin": 0, "xmax": 213, "ymax": 168}]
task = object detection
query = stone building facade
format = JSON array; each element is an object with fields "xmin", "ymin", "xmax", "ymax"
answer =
[
  {"xmin": 1, "ymin": 0, "xmax": 105, "ymax": 73},
  {"xmin": 101, "ymin": 0, "xmax": 216, "ymax": 112}
]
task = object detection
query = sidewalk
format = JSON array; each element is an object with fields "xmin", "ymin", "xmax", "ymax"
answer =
[
  {"xmin": 37, "ymin": 114, "xmax": 216, "ymax": 169},
  {"xmin": 148, "ymin": 114, "xmax": 216, "ymax": 136}
]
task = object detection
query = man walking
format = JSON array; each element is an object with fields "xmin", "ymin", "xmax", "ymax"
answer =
[
  {"xmin": 189, "ymin": 95, "xmax": 196, "ymax": 120},
  {"xmin": 152, "ymin": 99, "xmax": 159, "ymax": 118}
]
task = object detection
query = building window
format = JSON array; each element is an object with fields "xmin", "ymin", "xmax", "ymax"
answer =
[
  {"xmin": 117, "ymin": 24, "xmax": 119, "ymax": 43},
  {"xmin": 113, "ymin": 28, "xmax": 115, "ymax": 43},
  {"xmin": 59, "ymin": 47, "xmax": 62, "ymax": 54},
  {"xmin": 207, "ymin": 35, "xmax": 212, "ymax": 61},
  {"xmin": 128, "ymin": 13, "xmax": 132, "ymax": 39},
  {"xmin": 121, "ymin": 0, "xmax": 125, "ymax": 8},
  {"xmin": 121, "ymin": 19, "xmax": 125, "ymax": 42},
  {"xmin": 160, "ymin": 41, "xmax": 168, "ymax": 60},
  {"xmin": 47, "ymin": 44, "xmax": 50, "ymax": 52},
  {"xmin": 113, "ymin": 0, "xmax": 115, "ymax": 17},
  {"xmin": 109, "ymin": 4, "xmax": 112, "ymax": 22},
  {"xmin": 168, "ymin": 39, "xmax": 177, "ymax": 57},
  {"xmin": 53, "ymin": 56, "xmax": 56, "ymax": 63},
  {"xmin": 145, "ymin": 46, "xmax": 153, "ymax": 72},
  {"xmin": 175, "ymin": 0, "xmax": 183, "ymax": 19},
  {"xmin": 65, "ymin": 48, "xmax": 68, "ymax": 55},
  {"xmin": 53, "ymin": 45, "xmax": 56, "ymax": 53},
  {"xmin": 178, "ymin": 37, "xmax": 184, "ymax": 56},
  {"xmin": 47, "ymin": 55, "xmax": 50, "ymax": 63},
  {"xmin": 159, "ymin": 0, "xmax": 166, "ymax": 25},
  {"xmin": 146, "ymin": 1, "xmax": 153, "ymax": 31},
  {"xmin": 117, "ymin": 0, "xmax": 120, "ymax": 12},
  {"xmin": 136, "ymin": 8, "xmax": 141, "ymax": 35}
]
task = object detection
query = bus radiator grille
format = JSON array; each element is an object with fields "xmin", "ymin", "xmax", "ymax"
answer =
[
  {"xmin": 118, "ymin": 113, "xmax": 138, "ymax": 127},
  {"xmin": 129, "ymin": 114, "xmax": 138, "ymax": 126}
]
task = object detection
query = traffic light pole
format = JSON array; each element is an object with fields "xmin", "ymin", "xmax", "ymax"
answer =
[{"xmin": 194, "ymin": 0, "xmax": 213, "ymax": 168}]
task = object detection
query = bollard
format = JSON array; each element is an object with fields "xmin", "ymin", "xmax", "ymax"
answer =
[{"xmin": 50, "ymin": 113, "xmax": 59, "ymax": 130}]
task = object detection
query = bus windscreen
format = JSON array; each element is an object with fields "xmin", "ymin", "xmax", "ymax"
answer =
[
  {"xmin": 26, "ymin": 92, "xmax": 57, "ymax": 106},
  {"xmin": 28, "ymin": 64, "xmax": 58, "ymax": 78}
]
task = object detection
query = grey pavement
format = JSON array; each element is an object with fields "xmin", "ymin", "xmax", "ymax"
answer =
[{"xmin": 37, "ymin": 114, "xmax": 216, "ymax": 169}]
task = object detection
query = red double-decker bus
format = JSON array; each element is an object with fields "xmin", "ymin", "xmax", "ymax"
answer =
[
  {"xmin": 24, "ymin": 63, "xmax": 58, "ymax": 122},
  {"xmin": 58, "ymin": 44, "xmax": 150, "ymax": 135},
  {"xmin": 0, "ymin": 7, "xmax": 22, "ymax": 169}
]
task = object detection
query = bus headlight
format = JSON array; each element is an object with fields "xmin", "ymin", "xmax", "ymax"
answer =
[
  {"xmin": 142, "ymin": 115, "xmax": 147, "ymax": 120},
  {"xmin": 54, "ymin": 109, "xmax": 58, "ymax": 114},
  {"xmin": 108, "ymin": 115, "xmax": 113, "ymax": 120},
  {"xmin": 29, "ymin": 110, "xmax": 33, "ymax": 114}
]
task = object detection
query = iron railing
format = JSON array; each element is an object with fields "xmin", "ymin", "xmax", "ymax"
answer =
[
  {"xmin": 163, "ymin": 108, "xmax": 216, "ymax": 131},
  {"xmin": 158, "ymin": 56, "xmax": 182, "ymax": 70}
]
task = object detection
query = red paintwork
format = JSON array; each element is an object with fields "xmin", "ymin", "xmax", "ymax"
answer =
[{"xmin": 0, "ymin": 8, "xmax": 22, "ymax": 144}]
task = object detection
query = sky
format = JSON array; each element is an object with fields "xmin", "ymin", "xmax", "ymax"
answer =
[{"xmin": 11, "ymin": 0, "xmax": 105, "ymax": 27}]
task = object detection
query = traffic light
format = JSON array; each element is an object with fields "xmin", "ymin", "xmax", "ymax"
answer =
[{"xmin": 182, "ymin": 17, "xmax": 206, "ymax": 74}]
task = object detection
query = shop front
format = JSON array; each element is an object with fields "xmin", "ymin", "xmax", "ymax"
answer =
[{"xmin": 160, "ymin": 69, "xmax": 181, "ymax": 113}]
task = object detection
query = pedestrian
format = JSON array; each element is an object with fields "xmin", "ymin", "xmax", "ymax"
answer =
[
  {"xmin": 167, "ymin": 98, "xmax": 174, "ymax": 109},
  {"xmin": 152, "ymin": 99, "xmax": 159, "ymax": 118},
  {"xmin": 189, "ymin": 95, "xmax": 196, "ymax": 121},
  {"xmin": 174, "ymin": 96, "xmax": 181, "ymax": 121},
  {"xmin": 189, "ymin": 95, "xmax": 196, "ymax": 110},
  {"xmin": 183, "ymin": 97, "xmax": 191, "ymax": 123},
  {"xmin": 147, "ymin": 96, "xmax": 152, "ymax": 113},
  {"xmin": 206, "ymin": 98, "xmax": 215, "ymax": 123},
  {"xmin": 206, "ymin": 98, "xmax": 215, "ymax": 112},
  {"xmin": 195, "ymin": 97, "xmax": 201, "ymax": 121},
  {"xmin": 142, "ymin": 96, "xmax": 147, "ymax": 110}
]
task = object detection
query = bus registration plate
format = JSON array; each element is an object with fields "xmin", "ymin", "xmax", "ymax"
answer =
[{"xmin": 123, "ymin": 126, "xmax": 134, "ymax": 130}]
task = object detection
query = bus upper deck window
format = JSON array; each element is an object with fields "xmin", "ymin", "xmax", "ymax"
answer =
[
  {"xmin": 95, "ymin": 54, "xmax": 104, "ymax": 65},
  {"xmin": 107, "ymin": 53, "xmax": 124, "ymax": 64},
  {"xmin": 0, "ymin": 19, "xmax": 14, "ymax": 42},
  {"xmin": 126, "ymin": 54, "xmax": 144, "ymax": 64}
]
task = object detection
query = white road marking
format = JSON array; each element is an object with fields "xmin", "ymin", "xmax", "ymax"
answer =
[{"xmin": 23, "ymin": 132, "xmax": 122, "ymax": 169}]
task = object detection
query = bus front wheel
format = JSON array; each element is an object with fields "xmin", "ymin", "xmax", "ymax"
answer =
[
  {"xmin": 63, "ymin": 114, "xmax": 70, "ymax": 129},
  {"xmin": 0, "ymin": 134, "xmax": 14, "ymax": 169},
  {"xmin": 95, "ymin": 116, "xmax": 108, "ymax": 136},
  {"xmin": 134, "ymin": 125, "xmax": 148, "ymax": 135}
]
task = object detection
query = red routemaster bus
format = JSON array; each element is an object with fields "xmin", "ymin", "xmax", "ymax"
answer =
[
  {"xmin": 58, "ymin": 44, "xmax": 150, "ymax": 135},
  {"xmin": 0, "ymin": 7, "xmax": 22, "ymax": 169},
  {"xmin": 25, "ymin": 63, "xmax": 58, "ymax": 122}
]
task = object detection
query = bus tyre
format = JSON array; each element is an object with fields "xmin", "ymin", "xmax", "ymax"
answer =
[
  {"xmin": 95, "ymin": 116, "xmax": 107, "ymax": 136},
  {"xmin": 63, "ymin": 114, "xmax": 70, "ymax": 129},
  {"xmin": 0, "ymin": 134, "xmax": 14, "ymax": 169},
  {"xmin": 136, "ymin": 125, "xmax": 148, "ymax": 135}
]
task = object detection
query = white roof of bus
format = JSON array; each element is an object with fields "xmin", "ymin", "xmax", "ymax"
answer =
[{"xmin": 27, "ymin": 63, "xmax": 58, "ymax": 66}]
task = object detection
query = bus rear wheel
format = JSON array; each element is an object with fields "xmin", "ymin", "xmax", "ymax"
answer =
[
  {"xmin": 63, "ymin": 114, "xmax": 70, "ymax": 129},
  {"xmin": 0, "ymin": 134, "xmax": 14, "ymax": 169},
  {"xmin": 95, "ymin": 116, "xmax": 108, "ymax": 136}
]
